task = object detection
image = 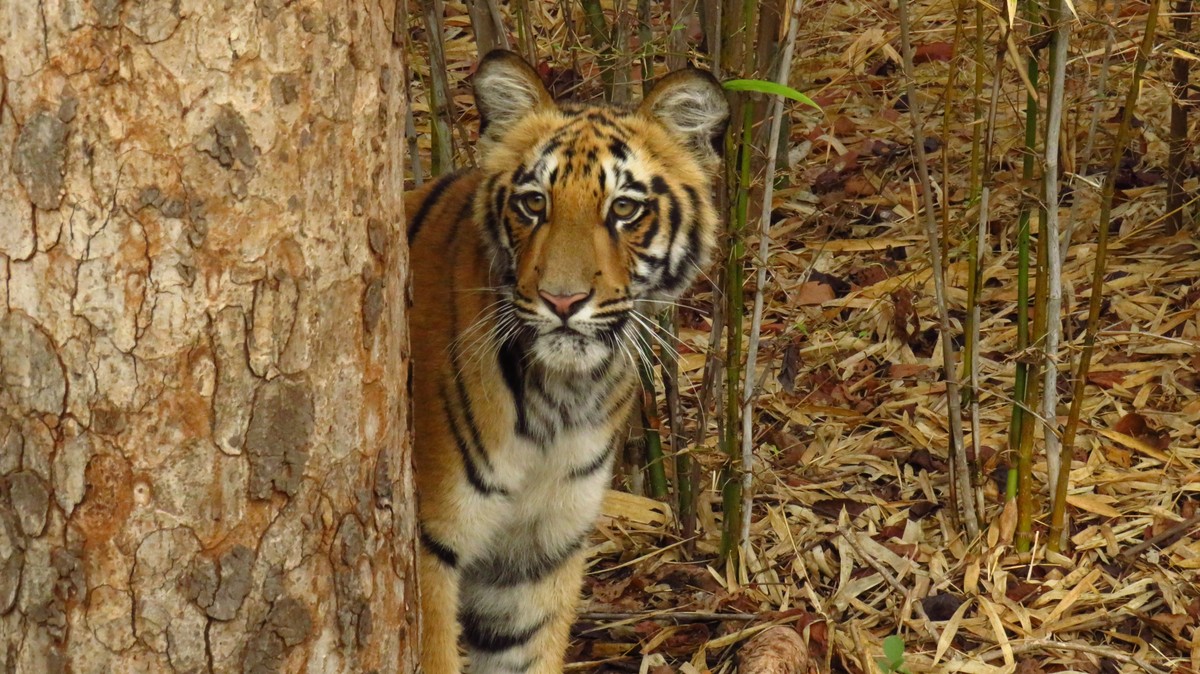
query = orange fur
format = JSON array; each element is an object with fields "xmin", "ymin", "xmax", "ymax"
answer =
[{"xmin": 406, "ymin": 50, "xmax": 728, "ymax": 674}]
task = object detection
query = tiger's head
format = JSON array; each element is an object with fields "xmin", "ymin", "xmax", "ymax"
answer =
[{"xmin": 471, "ymin": 50, "xmax": 730, "ymax": 374}]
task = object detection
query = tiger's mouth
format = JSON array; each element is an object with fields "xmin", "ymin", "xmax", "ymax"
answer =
[
  {"xmin": 529, "ymin": 328, "xmax": 616, "ymax": 373},
  {"xmin": 506, "ymin": 304, "xmax": 630, "ymax": 373}
]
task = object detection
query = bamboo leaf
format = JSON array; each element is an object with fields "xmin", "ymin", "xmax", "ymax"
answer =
[{"xmin": 721, "ymin": 79, "xmax": 822, "ymax": 110}]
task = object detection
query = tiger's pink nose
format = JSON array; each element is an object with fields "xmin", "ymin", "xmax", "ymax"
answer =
[{"xmin": 539, "ymin": 290, "xmax": 590, "ymax": 318}]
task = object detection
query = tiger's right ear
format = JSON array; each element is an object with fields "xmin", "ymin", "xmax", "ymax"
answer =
[{"xmin": 473, "ymin": 50, "xmax": 554, "ymax": 145}]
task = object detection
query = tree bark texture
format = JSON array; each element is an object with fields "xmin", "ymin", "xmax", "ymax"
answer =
[{"xmin": 0, "ymin": 1, "xmax": 416, "ymax": 672}]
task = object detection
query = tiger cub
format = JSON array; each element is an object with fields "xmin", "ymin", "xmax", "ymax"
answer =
[{"xmin": 406, "ymin": 50, "xmax": 729, "ymax": 674}]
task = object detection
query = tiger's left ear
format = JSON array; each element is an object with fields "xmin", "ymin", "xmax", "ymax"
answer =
[
  {"xmin": 639, "ymin": 69, "xmax": 730, "ymax": 170},
  {"xmin": 474, "ymin": 50, "xmax": 554, "ymax": 146}
]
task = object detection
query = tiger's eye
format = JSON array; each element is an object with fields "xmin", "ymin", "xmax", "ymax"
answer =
[
  {"xmin": 611, "ymin": 197, "xmax": 640, "ymax": 220},
  {"xmin": 521, "ymin": 193, "xmax": 546, "ymax": 215}
]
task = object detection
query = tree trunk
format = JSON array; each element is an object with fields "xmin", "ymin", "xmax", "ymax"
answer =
[{"xmin": 0, "ymin": 1, "xmax": 417, "ymax": 672}]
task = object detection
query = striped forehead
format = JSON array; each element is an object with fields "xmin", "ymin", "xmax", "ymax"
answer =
[{"xmin": 512, "ymin": 110, "xmax": 648, "ymax": 191}]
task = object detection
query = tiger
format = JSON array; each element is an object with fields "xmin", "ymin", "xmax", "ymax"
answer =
[{"xmin": 406, "ymin": 49, "xmax": 729, "ymax": 674}]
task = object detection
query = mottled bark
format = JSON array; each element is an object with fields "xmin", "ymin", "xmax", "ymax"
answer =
[{"xmin": 0, "ymin": 1, "xmax": 416, "ymax": 672}]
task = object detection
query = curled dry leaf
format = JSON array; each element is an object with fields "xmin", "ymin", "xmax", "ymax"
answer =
[
  {"xmin": 794, "ymin": 282, "xmax": 835, "ymax": 306},
  {"xmin": 738, "ymin": 626, "xmax": 809, "ymax": 674}
]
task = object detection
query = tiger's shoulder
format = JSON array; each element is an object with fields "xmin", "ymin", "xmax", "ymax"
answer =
[{"xmin": 404, "ymin": 169, "xmax": 485, "ymax": 246}]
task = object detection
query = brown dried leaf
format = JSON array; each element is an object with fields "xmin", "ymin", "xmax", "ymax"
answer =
[
  {"xmin": 794, "ymin": 282, "xmax": 835, "ymax": 306},
  {"xmin": 913, "ymin": 42, "xmax": 955, "ymax": 63},
  {"xmin": 811, "ymin": 498, "xmax": 869, "ymax": 519},
  {"xmin": 1087, "ymin": 370, "xmax": 1126, "ymax": 389}
]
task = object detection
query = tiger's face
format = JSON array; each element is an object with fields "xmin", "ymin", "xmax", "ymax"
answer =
[{"xmin": 471, "ymin": 51, "xmax": 729, "ymax": 373}]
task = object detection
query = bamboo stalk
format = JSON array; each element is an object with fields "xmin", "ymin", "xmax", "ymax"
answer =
[
  {"xmin": 612, "ymin": 0, "xmax": 633, "ymax": 105},
  {"xmin": 660, "ymin": 311, "xmax": 694, "ymax": 537},
  {"xmin": 464, "ymin": 0, "xmax": 504, "ymax": 54},
  {"xmin": 717, "ymin": 0, "xmax": 761, "ymax": 564},
  {"xmin": 515, "ymin": 0, "xmax": 538, "ymax": 65},
  {"xmin": 968, "ymin": 0, "xmax": 986, "ymax": 205},
  {"xmin": 1048, "ymin": 0, "xmax": 1162, "ymax": 552},
  {"xmin": 1040, "ymin": 0, "xmax": 1069, "ymax": 512},
  {"xmin": 580, "ymin": 0, "xmax": 616, "ymax": 100},
  {"xmin": 1017, "ymin": 195, "xmax": 1051, "ymax": 551},
  {"xmin": 1061, "ymin": 0, "xmax": 1121, "ymax": 261},
  {"xmin": 1167, "ymin": 0, "xmax": 1193, "ymax": 232},
  {"xmin": 668, "ymin": 0, "xmax": 697, "ymax": 71},
  {"xmin": 966, "ymin": 25, "xmax": 1007, "ymax": 523},
  {"xmin": 719, "ymin": 101, "xmax": 752, "ymax": 561},
  {"xmin": 638, "ymin": 369, "xmax": 670, "ymax": 499},
  {"xmin": 738, "ymin": 0, "xmax": 802, "ymax": 559},
  {"xmin": 639, "ymin": 0, "xmax": 654, "ymax": 97},
  {"xmin": 424, "ymin": 0, "xmax": 455, "ymax": 174},
  {"xmin": 897, "ymin": 0, "xmax": 979, "ymax": 538},
  {"xmin": 1009, "ymin": 0, "xmax": 1045, "ymax": 511}
]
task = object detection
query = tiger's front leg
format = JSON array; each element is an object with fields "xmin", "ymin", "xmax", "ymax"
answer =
[
  {"xmin": 458, "ymin": 551, "xmax": 585, "ymax": 674},
  {"xmin": 420, "ymin": 545, "xmax": 464, "ymax": 674}
]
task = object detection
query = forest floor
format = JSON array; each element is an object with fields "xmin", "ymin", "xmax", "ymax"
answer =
[{"xmin": 405, "ymin": 1, "xmax": 1200, "ymax": 672}]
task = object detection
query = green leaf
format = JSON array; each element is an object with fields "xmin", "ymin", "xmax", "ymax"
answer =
[
  {"xmin": 721, "ymin": 79, "xmax": 822, "ymax": 111},
  {"xmin": 883, "ymin": 635, "xmax": 906, "ymax": 663}
]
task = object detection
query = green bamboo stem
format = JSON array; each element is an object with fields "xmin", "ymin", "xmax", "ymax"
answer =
[
  {"xmin": 1048, "ymin": 0, "xmax": 1161, "ymax": 552},
  {"xmin": 1016, "ymin": 196, "xmax": 1051, "ymax": 551},
  {"xmin": 423, "ymin": 0, "xmax": 455, "ymax": 174},
  {"xmin": 515, "ymin": 0, "xmax": 538, "ymax": 66},
  {"xmin": 965, "ymin": 30, "xmax": 1007, "ymax": 523},
  {"xmin": 968, "ymin": 0, "xmax": 985, "ymax": 204},
  {"xmin": 660, "ymin": 311, "xmax": 694, "ymax": 536},
  {"xmin": 1009, "ymin": 0, "xmax": 1045, "ymax": 504},
  {"xmin": 580, "ymin": 0, "xmax": 616, "ymax": 100},
  {"xmin": 1167, "ymin": 0, "xmax": 1193, "ymax": 232},
  {"xmin": 639, "ymin": 0, "xmax": 655, "ymax": 97},
  {"xmin": 635, "ymin": 328, "xmax": 670, "ymax": 498},
  {"xmin": 719, "ymin": 99, "xmax": 753, "ymax": 561}
]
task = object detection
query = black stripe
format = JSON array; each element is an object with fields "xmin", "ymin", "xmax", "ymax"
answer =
[
  {"xmin": 455, "ymin": 191, "xmax": 475, "ymax": 223},
  {"xmin": 620, "ymin": 171, "xmax": 647, "ymax": 194},
  {"xmin": 662, "ymin": 196, "xmax": 702, "ymax": 292},
  {"xmin": 665, "ymin": 188, "xmax": 684, "ymax": 250},
  {"xmin": 498, "ymin": 337, "xmax": 530, "ymax": 438},
  {"xmin": 460, "ymin": 612, "xmax": 550, "ymax": 653},
  {"xmin": 608, "ymin": 139, "xmax": 629, "ymax": 162},
  {"xmin": 441, "ymin": 384, "xmax": 509, "ymax": 497},
  {"xmin": 568, "ymin": 443, "xmax": 616, "ymax": 480},
  {"xmin": 492, "ymin": 185, "xmax": 508, "ymax": 226},
  {"xmin": 639, "ymin": 201, "xmax": 661, "ymax": 248},
  {"xmin": 407, "ymin": 170, "xmax": 462, "ymax": 241},
  {"xmin": 450, "ymin": 352, "xmax": 494, "ymax": 473},
  {"xmin": 467, "ymin": 534, "xmax": 586, "ymax": 587},
  {"xmin": 420, "ymin": 527, "xmax": 459, "ymax": 567},
  {"xmin": 513, "ymin": 166, "xmax": 539, "ymax": 187}
]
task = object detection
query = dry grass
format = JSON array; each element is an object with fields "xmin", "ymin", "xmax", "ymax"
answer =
[{"xmin": 404, "ymin": 1, "xmax": 1200, "ymax": 671}]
